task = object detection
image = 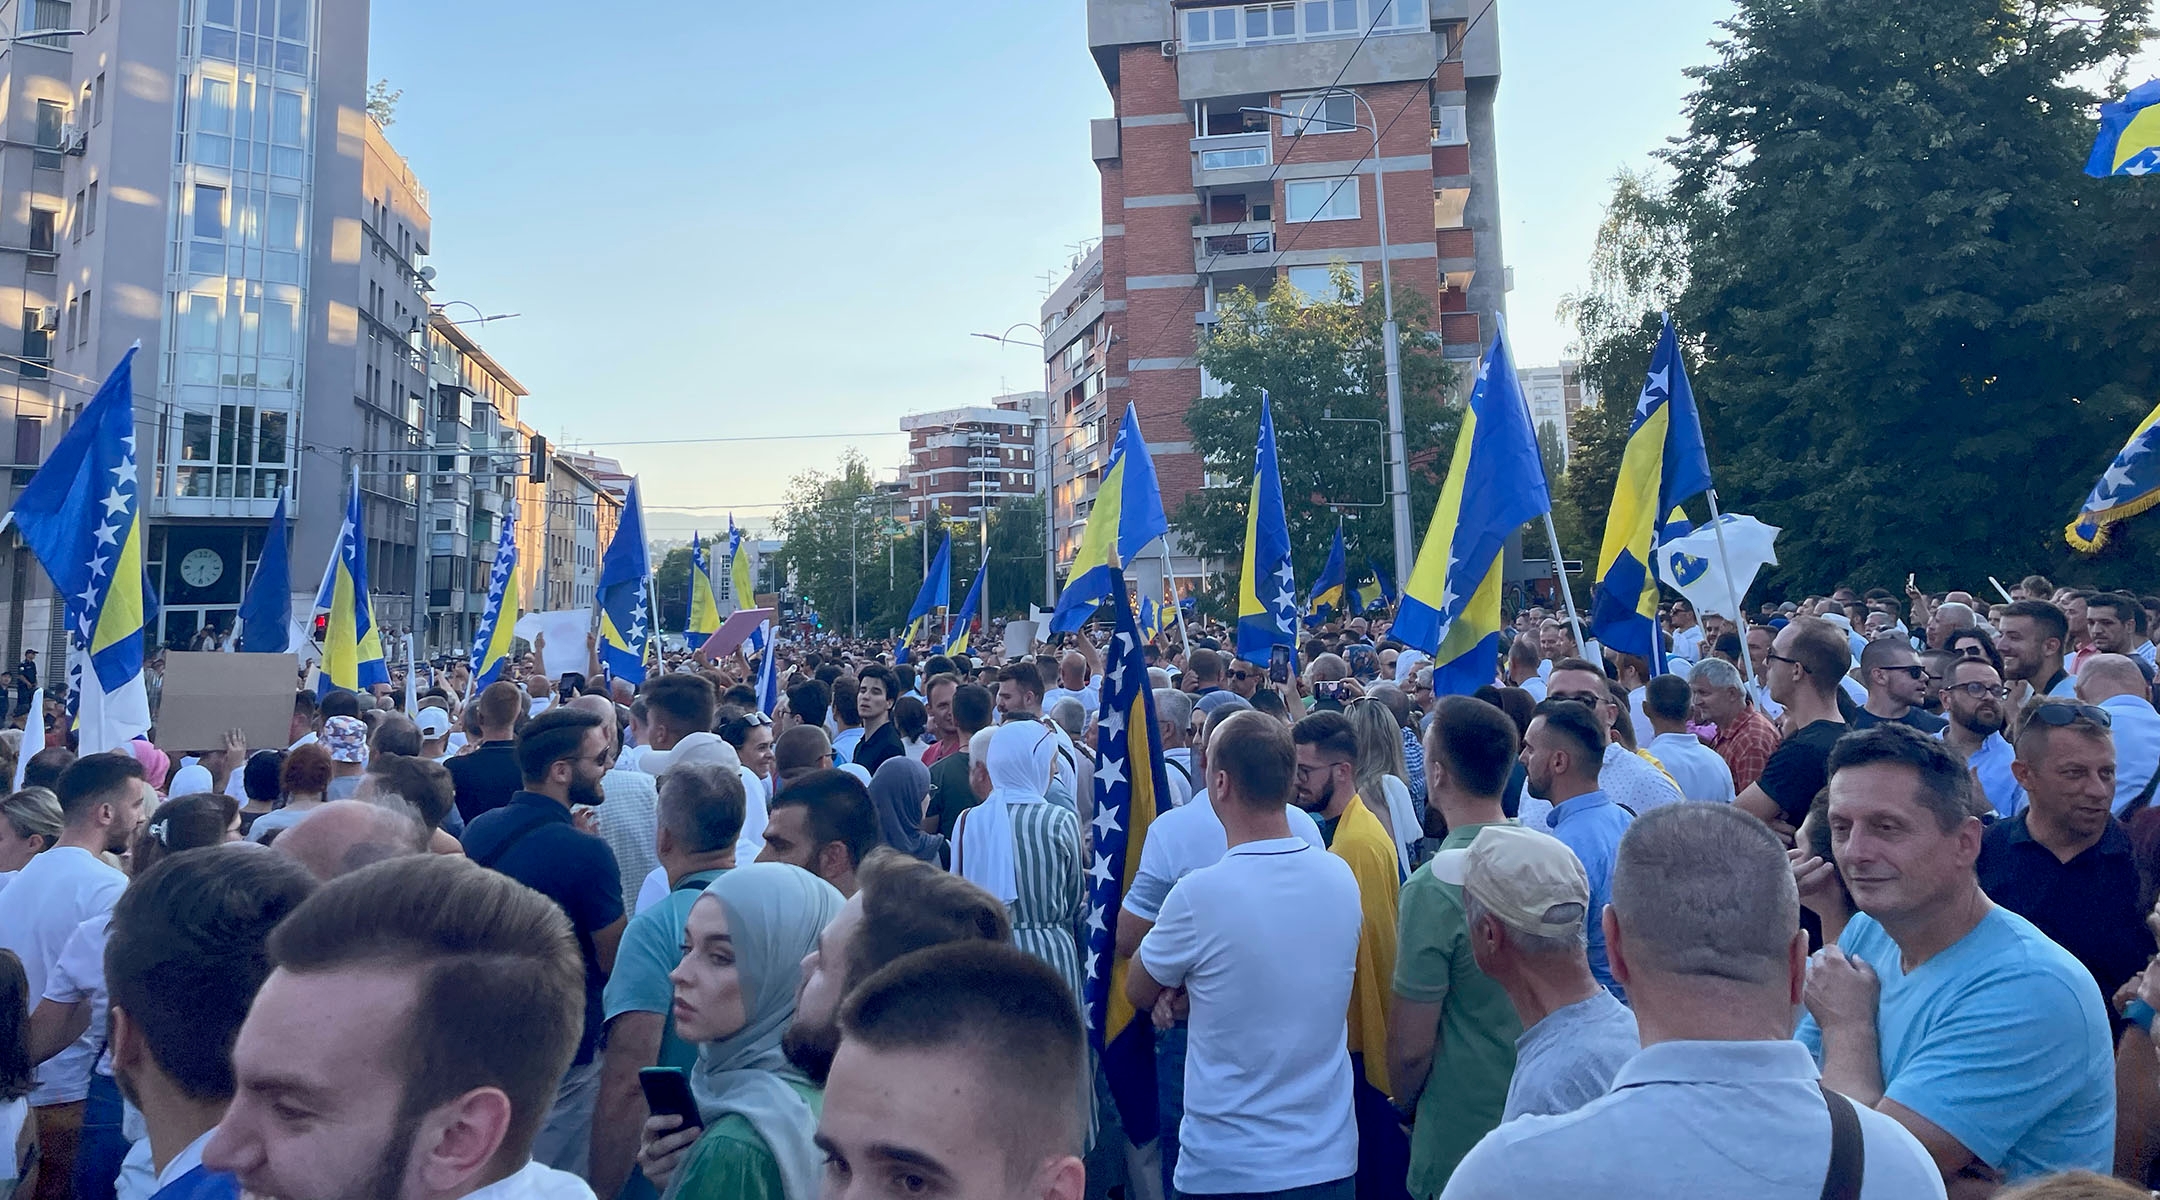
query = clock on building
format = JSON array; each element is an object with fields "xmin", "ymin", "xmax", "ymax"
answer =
[{"xmin": 179, "ymin": 547, "xmax": 225, "ymax": 589}]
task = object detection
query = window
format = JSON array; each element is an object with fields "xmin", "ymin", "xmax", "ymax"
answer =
[
  {"xmin": 1282, "ymin": 92, "xmax": 1358, "ymax": 137},
  {"xmin": 1302, "ymin": 0, "xmax": 1360, "ymax": 33},
  {"xmin": 19, "ymin": 312, "xmax": 50, "ymax": 380},
  {"xmin": 92, "ymin": 73, "xmax": 106, "ymax": 126},
  {"xmin": 1372, "ymin": 0, "xmax": 1424, "ymax": 28},
  {"xmin": 1285, "ymin": 177, "xmax": 1360, "ymax": 222},
  {"xmin": 34, "ymin": 100, "xmax": 65, "ymax": 169},
  {"xmin": 65, "ymin": 296, "xmax": 78, "ymax": 348},
  {"xmin": 193, "ymin": 184, "xmax": 226, "ymax": 239},
  {"xmin": 1434, "ymin": 186, "xmax": 1470, "ymax": 230},
  {"xmin": 77, "ymin": 289, "xmax": 90, "ymax": 347},
  {"xmin": 196, "ymin": 76, "xmax": 234, "ymax": 167},
  {"xmin": 1432, "ymin": 103, "xmax": 1466, "ymax": 147},
  {"xmin": 1200, "ymin": 144, "xmax": 1269, "ymax": 171},
  {"xmin": 15, "ymin": 418, "xmax": 43, "ymax": 466},
  {"xmin": 27, "ymin": 208, "xmax": 57, "ymax": 274},
  {"xmin": 1285, "ymin": 263, "xmax": 1364, "ymax": 302},
  {"xmin": 70, "ymin": 190, "xmax": 83, "ymax": 242},
  {"xmin": 84, "ymin": 183, "xmax": 97, "ymax": 235}
]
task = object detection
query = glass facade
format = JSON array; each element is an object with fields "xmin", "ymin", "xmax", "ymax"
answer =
[{"xmin": 157, "ymin": 0, "xmax": 315, "ymax": 512}]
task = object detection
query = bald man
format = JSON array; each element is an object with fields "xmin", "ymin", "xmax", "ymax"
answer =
[
  {"xmin": 272, "ymin": 799, "xmax": 430, "ymax": 880},
  {"xmin": 2077, "ymin": 653, "xmax": 2160, "ymax": 814}
]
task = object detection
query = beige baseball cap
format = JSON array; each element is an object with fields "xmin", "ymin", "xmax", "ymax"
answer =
[{"xmin": 1433, "ymin": 825, "xmax": 1591, "ymax": 937}]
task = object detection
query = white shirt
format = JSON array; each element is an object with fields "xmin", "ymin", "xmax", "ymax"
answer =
[
  {"xmin": 1517, "ymin": 674, "xmax": 1549, "ymax": 703},
  {"xmin": 1627, "ymin": 687, "xmax": 1655, "ymax": 748},
  {"xmin": 0, "ymin": 847, "xmax": 126, "ymax": 1104},
  {"xmin": 0, "ymin": 1096, "xmax": 24, "ymax": 1182},
  {"xmin": 1123, "ymin": 797, "xmax": 1324, "ymax": 923},
  {"xmin": 460, "ymin": 1160, "xmax": 599, "ymax": 1200},
  {"xmin": 1138, "ymin": 838, "xmax": 1362, "ymax": 1195},
  {"xmin": 1748, "ymin": 679, "xmax": 1786, "ymax": 723},
  {"xmin": 735, "ymin": 765, "xmax": 770, "ymax": 862},
  {"xmin": 634, "ymin": 865, "xmax": 668, "ymax": 915},
  {"xmin": 1162, "ymin": 746, "xmax": 1196, "ymax": 808},
  {"xmin": 44, "ymin": 910, "xmax": 114, "ymax": 1078},
  {"xmin": 1599, "ymin": 743, "xmax": 1684, "ymax": 815},
  {"xmin": 1646, "ymin": 731, "xmax": 1736, "ymax": 804},
  {"xmin": 1045, "ymin": 679, "xmax": 1102, "ymax": 719},
  {"xmin": 1669, "ymin": 625, "xmax": 1705, "ymax": 663}
]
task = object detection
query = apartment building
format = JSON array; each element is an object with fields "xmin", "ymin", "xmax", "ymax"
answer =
[
  {"xmin": 1520, "ymin": 359, "xmax": 1591, "ymax": 472},
  {"xmin": 897, "ymin": 393, "xmax": 1044, "ymax": 523},
  {"xmin": 1080, "ymin": 0, "xmax": 1505, "ymax": 515},
  {"xmin": 1041, "ymin": 245, "xmax": 1108, "ymax": 570},
  {"xmin": 538, "ymin": 452, "xmax": 620, "ymax": 612},
  {"xmin": 424, "ymin": 310, "xmax": 540, "ymax": 652}
]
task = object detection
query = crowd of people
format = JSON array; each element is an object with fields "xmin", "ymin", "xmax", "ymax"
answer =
[{"xmin": 5, "ymin": 572, "xmax": 2160, "ymax": 1199}]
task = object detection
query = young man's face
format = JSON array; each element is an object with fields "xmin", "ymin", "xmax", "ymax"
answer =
[
  {"xmin": 817, "ymin": 1040, "xmax": 1081, "ymax": 1200},
  {"xmin": 207, "ymin": 968, "xmax": 452, "ymax": 1200},
  {"xmin": 784, "ymin": 891, "xmax": 865, "ymax": 1083},
  {"xmin": 757, "ymin": 804, "xmax": 822, "ymax": 875},
  {"xmin": 927, "ymin": 682, "xmax": 957, "ymax": 737},
  {"xmin": 858, "ymin": 678, "xmax": 891, "ymax": 723}
]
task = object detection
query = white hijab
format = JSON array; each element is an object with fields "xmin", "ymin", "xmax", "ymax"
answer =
[{"xmin": 952, "ymin": 722, "xmax": 1057, "ymax": 905}]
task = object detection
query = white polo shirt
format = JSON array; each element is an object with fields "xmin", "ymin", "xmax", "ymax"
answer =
[
  {"xmin": 0, "ymin": 846, "xmax": 125, "ymax": 1103},
  {"xmin": 1646, "ymin": 731, "xmax": 1737, "ymax": 804},
  {"xmin": 1138, "ymin": 837, "xmax": 1362, "ymax": 1195}
]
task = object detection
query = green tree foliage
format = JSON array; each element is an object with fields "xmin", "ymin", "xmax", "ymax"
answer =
[
  {"xmin": 1665, "ymin": 0, "xmax": 2160, "ymax": 590},
  {"xmin": 651, "ymin": 546, "xmax": 692, "ymax": 634},
  {"xmin": 1176, "ymin": 268, "xmax": 1461, "ymax": 615}
]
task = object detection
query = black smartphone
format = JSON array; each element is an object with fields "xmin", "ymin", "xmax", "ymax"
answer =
[
  {"xmin": 638, "ymin": 1067, "xmax": 704, "ymax": 1134},
  {"xmin": 1269, "ymin": 645, "xmax": 1292, "ymax": 685}
]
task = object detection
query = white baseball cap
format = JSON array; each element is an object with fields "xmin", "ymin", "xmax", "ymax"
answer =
[{"xmin": 1433, "ymin": 825, "xmax": 1591, "ymax": 938}]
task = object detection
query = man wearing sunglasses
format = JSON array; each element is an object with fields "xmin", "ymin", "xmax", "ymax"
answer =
[
  {"xmin": 1736, "ymin": 617, "xmax": 1851, "ymax": 840},
  {"xmin": 1851, "ymin": 639, "xmax": 1947, "ymax": 735},
  {"xmin": 1935, "ymin": 658, "xmax": 2024, "ymax": 819}
]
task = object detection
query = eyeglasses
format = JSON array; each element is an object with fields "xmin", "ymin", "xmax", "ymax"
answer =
[
  {"xmin": 1878, "ymin": 664, "xmax": 1928, "ymax": 680},
  {"xmin": 1764, "ymin": 652, "xmax": 1807, "ymax": 673},
  {"xmin": 2031, "ymin": 702, "xmax": 2112, "ymax": 730},
  {"xmin": 1942, "ymin": 681, "xmax": 2010, "ymax": 700},
  {"xmin": 1548, "ymin": 691, "xmax": 1606, "ymax": 707},
  {"xmin": 1229, "ymin": 669, "xmax": 1255, "ymax": 681}
]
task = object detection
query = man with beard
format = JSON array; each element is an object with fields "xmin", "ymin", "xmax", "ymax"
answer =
[
  {"xmin": 1851, "ymin": 638, "xmax": 1947, "ymax": 734},
  {"xmin": 1291, "ymin": 713, "xmax": 1405, "ymax": 1198},
  {"xmin": 1519, "ymin": 701, "xmax": 1633, "ymax": 999},
  {"xmin": 2078, "ymin": 653, "xmax": 2160, "ymax": 815},
  {"xmin": 1997, "ymin": 599, "xmax": 2078, "ymax": 705},
  {"xmin": 461, "ymin": 707, "xmax": 624, "ymax": 1176},
  {"xmin": 1938, "ymin": 658, "xmax": 2023, "ymax": 818},
  {"xmin": 2085, "ymin": 593, "xmax": 2156, "ymax": 669},
  {"xmin": 1981, "ymin": 701, "xmax": 2154, "ymax": 1019},
  {"xmin": 205, "ymin": 856, "xmax": 593, "ymax": 1200},
  {"xmin": 103, "ymin": 846, "xmax": 316, "ymax": 1198}
]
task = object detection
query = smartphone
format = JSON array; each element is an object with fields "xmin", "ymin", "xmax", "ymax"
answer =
[
  {"xmin": 638, "ymin": 1067, "xmax": 704, "ymax": 1135},
  {"xmin": 1268, "ymin": 645, "xmax": 1292, "ymax": 685},
  {"xmin": 1316, "ymin": 680, "xmax": 1341, "ymax": 699}
]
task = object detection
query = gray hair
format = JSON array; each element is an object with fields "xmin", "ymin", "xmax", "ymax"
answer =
[
  {"xmin": 1610, "ymin": 804, "xmax": 1797, "ymax": 986},
  {"xmin": 1687, "ymin": 656, "xmax": 1746, "ymax": 692},
  {"xmin": 1047, "ymin": 698, "xmax": 1088, "ymax": 738},
  {"xmin": 657, "ymin": 762, "xmax": 747, "ymax": 855},
  {"xmin": 1153, "ymin": 688, "xmax": 1193, "ymax": 733},
  {"xmin": 1935, "ymin": 601, "xmax": 1976, "ymax": 630},
  {"xmin": 1463, "ymin": 890, "xmax": 1586, "ymax": 956},
  {"xmin": 354, "ymin": 795, "xmax": 432, "ymax": 854}
]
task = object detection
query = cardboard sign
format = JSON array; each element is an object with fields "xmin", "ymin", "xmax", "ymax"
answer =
[
  {"xmin": 157, "ymin": 652, "xmax": 301, "ymax": 752},
  {"xmin": 1003, "ymin": 620, "xmax": 1040, "ymax": 661},
  {"xmin": 512, "ymin": 610, "xmax": 593, "ymax": 678},
  {"xmin": 702, "ymin": 608, "xmax": 775, "ymax": 660}
]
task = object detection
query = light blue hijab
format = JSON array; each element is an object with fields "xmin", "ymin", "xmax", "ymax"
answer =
[{"xmin": 678, "ymin": 862, "xmax": 844, "ymax": 1200}]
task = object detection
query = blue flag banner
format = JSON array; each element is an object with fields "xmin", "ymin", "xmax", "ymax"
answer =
[
  {"xmin": 1307, "ymin": 520, "xmax": 1349, "ymax": 623},
  {"xmin": 597, "ymin": 479, "xmax": 653, "ymax": 684},
  {"xmin": 687, "ymin": 532, "xmax": 722, "ymax": 648},
  {"xmin": 1084, "ymin": 565, "xmax": 1164, "ymax": 1137},
  {"xmin": 2087, "ymin": 79, "xmax": 2160, "ymax": 178},
  {"xmin": 2067, "ymin": 398, "xmax": 2160, "ymax": 552},
  {"xmin": 756, "ymin": 622, "xmax": 779, "ymax": 716},
  {"xmin": 906, "ymin": 532, "xmax": 952, "ymax": 644},
  {"xmin": 4, "ymin": 347, "xmax": 152, "ymax": 750},
  {"xmin": 1393, "ymin": 327, "xmax": 1552, "ymax": 696},
  {"xmin": 1053, "ymin": 404, "xmax": 1170, "ymax": 632},
  {"xmin": 1589, "ymin": 318, "xmax": 1712, "ymax": 663},
  {"xmin": 471, "ymin": 508, "xmax": 521, "ymax": 688},
  {"xmin": 944, "ymin": 562, "xmax": 986, "ymax": 656},
  {"xmin": 238, "ymin": 490, "xmax": 292, "ymax": 654},
  {"xmin": 314, "ymin": 472, "xmax": 390, "ymax": 698},
  {"xmin": 1235, "ymin": 394, "xmax": 1298, "ymax": 664}
]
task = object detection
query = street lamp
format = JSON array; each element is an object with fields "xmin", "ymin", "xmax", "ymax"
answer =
[
  {"xmin": 431, "ymin": 301, "xmax": 520, "ymax": 327},
  {"xmin": 974, "ymin": 327, "xmax": 1058, "ymax": 607},
  {"xmin": 1244, "ymin": 91, "xmax": 1413, "ymax": 591}
]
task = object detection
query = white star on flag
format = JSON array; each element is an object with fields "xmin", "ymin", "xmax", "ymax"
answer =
[
  {"xmin": 1086, "ymin": 905, "xmax": 1107, "ymax": 936},
  {"xmin": 1091, "ymin": 801, "xmax": 1122, "ymax": 838},
  {"xmin": 1095, "ymin": 755, "xmax": 1126, "ymax": 790},
  {"xmin": 100, "ymin": 489, "xmax": 129, "ymax": 517},
  {"xmin": 92, "ymin": 522, "xmax": 118, "ymax": 547},
  {"xmin": 1087, "ymin": 853, "xmax": 1115, "ymax": 887}
]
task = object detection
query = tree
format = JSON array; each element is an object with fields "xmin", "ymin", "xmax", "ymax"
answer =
[
  {"xmin": 651, "ymin": 546, "xmax": 692, "ymax": 635},
  {"xmin": 1666, "ymin": 0, "xmax": 2160, "ymax": 591},
  {"xmin": 1175, "ymin": 267, "xmax": 1461, "ymax": 616},
  {"xmin": 1559, "ymin": 390, "xmax": 1635, "ymax": 569},
  {"xmin": 366, "ymin": 79, "xmax": 401, "ymax": 127}
]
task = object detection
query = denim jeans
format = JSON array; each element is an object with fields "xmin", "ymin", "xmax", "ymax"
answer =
[
  {"xmin": 1176, "ymin": 1177, "xmax": 1354, "ymax": 1200},
  {"xmin": 1155, "ymin": 1022, "xmax": 1188, "ymax": 1199}
]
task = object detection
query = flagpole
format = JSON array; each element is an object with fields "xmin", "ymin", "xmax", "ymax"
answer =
[
  {"xmin": 1539, "ymin": 513, "xmax": 1589, "ymax": 654},
  {"xmin": 1158, "ymin": 539, "xmax": 1193, "ymax": 652},
  {"xmin": 1703, "ymin": 489, "xmax": 1755, "ymax": 682}
]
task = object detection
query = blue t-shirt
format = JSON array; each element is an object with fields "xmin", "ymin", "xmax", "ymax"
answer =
[
  {"xmin": 1543, "ymin": 790, "xmax": 1632, "ymax": 1000},
  {"xmin": 1798, "ymin": 907, "xmax": 2114, "ymax": 1181}
]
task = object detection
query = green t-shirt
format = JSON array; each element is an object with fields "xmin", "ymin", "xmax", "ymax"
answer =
[
  {"xmin": 926, "ymin": 751, "xmax": 977, "ymax": 835},
  {"xmin": 670, "ymin": 1077, "xmax": 824, "ymax": 1200},
  {"xmin": 1391, "ymin": 821, "xmax": 1523, "ymax": 1199}
]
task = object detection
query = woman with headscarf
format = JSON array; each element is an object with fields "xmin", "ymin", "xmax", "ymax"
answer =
[
  {"xmin": 950, "ymin": 722, "xmax": 1084, "ymax": 1002},
  {"xmin": 866, "ymin": 757, "xmax": 941, "ymax": 863},
  {"xmin": 637, "ymin": 861, "xmax": 843, "ymax": 1200}
]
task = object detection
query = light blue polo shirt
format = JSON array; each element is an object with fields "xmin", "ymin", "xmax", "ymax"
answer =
[
  {"xmin": 2098, "ymin": 693, "xmax": 2160, "ymax": 814},
  {"xmin": 1797, "ymin": 908, "xmax": 2114, "ymax": 1182},
  {"xmin": 1543, "ymin": 790, "xmax": 1632, "ymax": 1001},
  {"xmin": 1935, "ymin": 729, "xmax": 2024, "ymax": 818}
]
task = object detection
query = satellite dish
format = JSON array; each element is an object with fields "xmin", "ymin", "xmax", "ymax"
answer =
[{"xmin": 418, "ymin": 265, "xmax": 438, "ymax": 282}]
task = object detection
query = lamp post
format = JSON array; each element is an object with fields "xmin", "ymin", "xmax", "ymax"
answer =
[
  {"xmin": 1244, "ymin": 90, "xmax": 1413, "ymax": 591},
  {"xmin": 973, "ymin": 327, "xmax": 1058, "ymax": 608}
]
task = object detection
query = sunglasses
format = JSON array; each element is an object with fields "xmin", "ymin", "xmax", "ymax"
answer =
[
  {"xmin": 1878, "ymin": 664, "xmax": 1928, "ymax": 680},
  {"xmin": 2031, "ymin": 702, "xmax": 2112, "ymax": 730},
  {"xmin": 1764, "ymin": 652, "xmax": 1806, "ymax": 672},
  {"xmin": 1942, "ymin": 681, "xmax": 2009, "ymax": 700},
  {"xmin": 1547, "ymin": 691, "xmax": 1606, "ymax": 707},
  {"xmin": 1229, "ymin": 669, "xmax": 1255, "ymax": 681}
]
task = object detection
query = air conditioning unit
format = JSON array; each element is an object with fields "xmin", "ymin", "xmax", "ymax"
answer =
[
  {"xmin": 1161, "ymin": 39, "xmax": 1178, "ymax": 57},
  {"xmin": 59, "ymin": 124, "xmax": 87, "ymax": 155},
  {"xmin": 34, "ymin": 307, "xmax": 59, "ymax": 334}
]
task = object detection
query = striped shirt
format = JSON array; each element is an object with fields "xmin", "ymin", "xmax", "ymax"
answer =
[{"xmin": 1007, "ymin": 801, "xmax": 1086, "ymax": 1004}]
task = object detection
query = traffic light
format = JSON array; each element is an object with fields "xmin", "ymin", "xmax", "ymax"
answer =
[{"xmin": 528, "ymin": 434, "xmax": 548, "ymax": 483}]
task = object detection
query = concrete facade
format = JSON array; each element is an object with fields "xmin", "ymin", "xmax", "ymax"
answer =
[
  {"xmin": 1520, "ymin": 360, "xmax": 1592, "ymax": 472},
  {"xmin": 1080, "ymin": 0, "xmax": 1506, "ymax": 520}
]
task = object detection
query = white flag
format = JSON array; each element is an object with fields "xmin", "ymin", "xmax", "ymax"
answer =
[
  {"xmin": 15, "ymin": 687, "xmax": 41, "ymax": 791},
  {"xmin": 1654, "ymin": 515, "xmax": 1781, "ymax": 621}
]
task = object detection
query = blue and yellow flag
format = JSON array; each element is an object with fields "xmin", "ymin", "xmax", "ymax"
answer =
[
  {"xmin": 1052, "ymin": 404, "xmax": 1169, "ymax": 632},
  {"xmin": 1394, "ymin": 327, "xmax": 1551, "ymax": 695},
  {"xmin": 1589, "ymin": 317, "xmax": 1711, "ymax": 663},
  {"xmin": 4, "ymin": 346, "xmax": 151, "ymax": 751},
  {"xmin": 597, "ymin": 479, "xmax": 653, "ymax": 685},
  {"xmin": 1236, "ymin": 394, "xmax": 1298, "ymax": 665},
  {"xmin": 2087, "ymin": 79, "xmax": 2160, "ymax": 178},
  {"xmin": 944, "ymin": 561, "xmax": 985, "ymax": 655},
  {"xmin": 1085, "ymin": 565, "xmax": 1164, "ymax": 1137},
  {"xmin": 687, "ymin": 532, "xmax": 722, "ymax": 649},
  {"xmin": 313, "ymin": 472, "xmax": 391, "ymax": 698},
  {"xmin": 1307, "ymin": 520, "xmax": 1349, "ymax": 623},
  {"xmin": 906, "ymin": 532, "xmax": 952, "ymax": 644},
  {"xmin": 238, "ymin": 489, "xmax": 291, "ymax": 654},
  {"xmin": 755, "ymin": 621, "xmax": 779, "ymax": 716},
  {"xmin": 1139, "ymin": 593, "xmax": 1163, "ymax": 643},
  {"xmin": 470, "ymin": 508, "xmax": 521, "ymax": 688},
  {"xmin": 728, "ymin": 515, "xmax": 756, "ymax": 610},
  {"xmin": 2067, "ymin": 398, "xmax": 2160, "ymax": 551}
]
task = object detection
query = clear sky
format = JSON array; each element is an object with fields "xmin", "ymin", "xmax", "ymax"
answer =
[{"xmin": 363, "ymin": 0, "xmax": 1740, "ymax": 537}]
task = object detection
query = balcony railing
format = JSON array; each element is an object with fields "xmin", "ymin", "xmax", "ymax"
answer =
[
  {"xmin": 1192, "ymin": 130, "xmax": 1270, "ymax": 172},
  {"xmin": 1194, "ymin": 221, "xmax": 1276, "ymax": 272}
]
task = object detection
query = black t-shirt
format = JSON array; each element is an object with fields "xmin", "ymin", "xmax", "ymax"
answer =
[
  {"xmin": 854, "ymin": 721, "xmax": 905, "ymax": 776},
  {"xmin": 1850, "ymin": 707, "xmax": 1948, "ymax": 735},
  {"xmin": 1756, "ymin": 720, "xmax": 1849, "ymax": 824},
  {"xmin": 1979, "ymin": 815, "xmax": 2154, "ymax": 1012},
  {"xmin": 447, "ymin": 741, "xmax": 522, "ymax": 825},
  {"xmin": 927, "ymin": 751, "xmax": 978, "ymax": 835},
  {"xmin": 463, "ymin": 792, "xmax": 624, "ymax": 1066}
]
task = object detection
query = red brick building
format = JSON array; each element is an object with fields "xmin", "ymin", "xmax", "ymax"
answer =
[
  {"xmin": 899, "ymin": 395, "xmax": 1044, "ymax": 523},
  {"xmin": 1061, "ymin": 0, "xmax": 1506, "ymax": 540}
]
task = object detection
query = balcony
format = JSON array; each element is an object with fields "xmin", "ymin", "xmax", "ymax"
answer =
[
  {"xmin": 1193, "ymin": 222, "xmax": 1276, "ymax": 273},
  {"xmin": 1192, "ymin": 130, "xmax": 1270, "ymax": 173}
]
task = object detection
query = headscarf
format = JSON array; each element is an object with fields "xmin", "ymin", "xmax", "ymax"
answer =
[
  {"xmin": 681, "ymin": 862, "xmax": 844, "ymax": 1200},
  {"xmin": 128, "ymin": 739, "xmax": 171, "ymax": 795},
  {"xmin": 951, "ymin": 722, "xmax": 1055, "ymax": 906},
  {"xmin": 867, "ymin": 757, "xmax": 939, "ymax": 862}
]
